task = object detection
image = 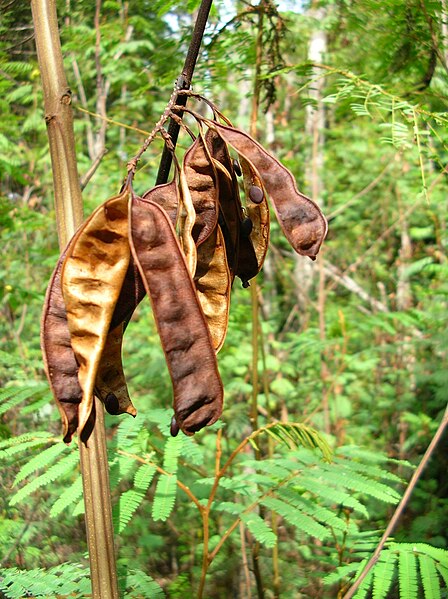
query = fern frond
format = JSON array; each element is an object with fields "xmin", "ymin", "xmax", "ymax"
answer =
[
  {"xmin": 162, "ymin": 435, "xmax": 182, "ymax": 474},
  {"xmin": 399, "ymin": 546, "xmax": 418, "ymax": 599},
  {"xmin": 216, "ymin": 501, "xmax": 245, "ymax": 515},
  {"xmin": 121, "ymin": 569, "xmax": 164, "ymax": 597},
  {"xmin": 241, "ymin": 512, "xmax": 277, "ymax": 548},
  {"xmin": 436, "ymin": 564, "xmax": 448, "ymax": 589},
  {"xmin": 261, "ymin": 496, "xmax": 329, "ymax": 541},
  {"xmin": 0, "ymin": 382, "xmax": 48, "ymax": 417},
  {"xmin": 279, "ymin": 491, "xmax": 349, "ymax": 533},
  {"xmin": 10, "ymin": 450, "xmax": 79, "ymax": 506},
  {"xmin": 0, "ymin": 563, "xmax": 91, "ymax": 598},
  {"xmin": 50, "ymin": 476, "xmax": 83, "ymax": 518},
  {"xmin": 13, "ymin": 442, "xmax": 68, "ymax": 486},
  {"xmin": 296, "ymin": 476, "xmax": 370, "ymax": 517},
  {"xmin": 0, "ymin": 432, "xmax": 53, "ymax": 460},
  {"xmin": 114, "ymin": 463, "xmax": 157, "ymax": 533},
  {"xmin": 419, "ymin": 553, "xmax": 442, "ymax": 599},
  {"xmin": 152, "ymin": 473, "xmax": 177, "ymax": 522},
  {"xmin": 372, "ymin": 550, "xmax": 397, "ymax": 599},
  {"xmin": 317, "ymin": 464, "xmax": 400, "ymax": 504},
  {"xmin": 258, "ymin": 422, "xmax": 332, "ymax": 462}
]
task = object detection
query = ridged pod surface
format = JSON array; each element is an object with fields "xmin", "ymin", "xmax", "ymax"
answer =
[
  {"xmin": 130, "ymin": 190, "xmax": 223, "ymax": 435},
  {"xmin": 204, "ymin": 120, "xmax": 328, "ymax": 259},
  {"xmin": 61, "ymin": 186, "xmax": 131, "ymax": 436}
]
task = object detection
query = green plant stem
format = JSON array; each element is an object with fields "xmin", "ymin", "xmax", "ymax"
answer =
[
  {"xmin": 343, "ymin": 403, "xmax": 448, "ymax": 599},
  {"xmin": 31, "ymin": 2, "xmax": 118, "ymax": 597}
]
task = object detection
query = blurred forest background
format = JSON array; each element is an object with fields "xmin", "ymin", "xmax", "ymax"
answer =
[{"xmin": 0, "ymin": 0, "xmax": 447, "ymax": 597}]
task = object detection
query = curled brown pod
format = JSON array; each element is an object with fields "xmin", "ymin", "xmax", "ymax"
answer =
[
  {"xmin": 142, "ymin": 178, "xmax": 179, "ymax": 228},
  {"xmin": 204, "ymin": 120, "xmax": 328, "ymax": 259},
  {"xmin": 130, "ymin": 189, "xmax": 224, "ymax": 435},
  {"xmin": 182, "ymin": 134, "xmax": 219, "ymax": 246},
  {"xmin": 195, "ymin": 225, "xmax": 232, "ymax": 352},
  {"xmin": 240, "ymin": 157, "xmax": 270, "ymax": 274},
  {"xmin": 61, "ymin": 185, "xmax": 131, "ymax": 437}
]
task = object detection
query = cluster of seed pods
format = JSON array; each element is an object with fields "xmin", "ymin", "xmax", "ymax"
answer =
[{"xmin": 41, "ymin": 99, "xmax": 328, "ymax": 443}]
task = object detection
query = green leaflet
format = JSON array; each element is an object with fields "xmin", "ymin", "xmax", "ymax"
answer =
[
  {"xmin": 419, "ymin": 554, "xmax": 442, "ymax": 599},
  {"xmin": 152, "ymin": 474, "xmax": 177, "ymax": 522},
  {"xmin": 13, "ymin": 442, "xmax": 69, "ymax": 487},
  {"xmin": 0, "ymin": 382, "xmax": 48, "ymax": 417},
  {"xmin": 50, "ymin": 476, "xmax": 83, "ymax": 518},
  {"xmin": 241, "ymin": 512, "xmax": 277, "ymax": 548},
  {"xmin": 399, "ymin": 548, "xmax": 418, "ymax": 599},
  {"xmin": 9, "ymin": 450, "xmax": 79, "ymax": 506},
  {"xmin": 260, "ymin": 496, "xmax": 329, "ymax": 541},
  {"xmin": 373, "ymin": 550, "xmax": 397, "ymax": 599},
  {"xmin": 114, "ymin": 463, "xmax": 157, "ymax": 533}
]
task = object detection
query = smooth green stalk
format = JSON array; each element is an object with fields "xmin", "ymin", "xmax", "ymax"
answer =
[{"xmin": 31, "ymin": 2, "xmax": 119, "ymax": 597}]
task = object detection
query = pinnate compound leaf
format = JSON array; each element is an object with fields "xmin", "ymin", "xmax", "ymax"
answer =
[
  {"xmin": 241, "ymin": 512, "xmax": 277, "ymax": 548},
  {"xmin": 152, "ymin": 473, "xmax": 177, "ymax": 522}
]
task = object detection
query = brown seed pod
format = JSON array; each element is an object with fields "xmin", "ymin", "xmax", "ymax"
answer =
[
  {"xmin": 182, "ymin": 134, "xmax": 219, "ymax": 246},
  {"xmin": 195, "ymin": 225, "xmax": 231, "ymax": 352},
  {"xmin": 240, "ymin": 158, "xmax": 270, "ymax": 275},
  {"xmin": 142, "ymin": 178, "xmax": 179, "ymax": 228},
  {"xmin": 41, "ymin": 254, "xmax": 81, "ymax": 443},
  {"xmin": 130, "ymin": 189, "xmax": 224, "ymax": 435},
  {"xmin": 204, "ymin": 120, "xmax": 328, "ymax": 259},
  {"xmin": 61, "ymin": 185, "xmax": 131, "ymax": 438}
]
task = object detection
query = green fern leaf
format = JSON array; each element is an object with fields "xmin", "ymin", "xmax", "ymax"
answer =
[
  {"xmin": 279, "ymin": 491, "xmax": 349, "ymax": 533},
  {"xmin": 399, "ymin": 546, "xmax": 418, "ymax": 599},
  {"xmin": 10, "ymin": 450, "xmax": 79, "ymax": 506},
  {"xmin": 114, "ymin": 489, "xmax": 145, "ymax": 534},
  {"xmin": 373, "ymin": 550, "xmax": 397, "ymax": 599},
  {"xmin": 0, "ymin": 432, "xmax": 52, "ymax": 456},
  {"xmin": 354, "ymin": 569, "xmax": 374, "ymax": 599},
  {"xmin": 318, "ymin": 465, "xmax": 400, "ymax": 504},
  {"xmin": 152, "ymin": 474, "xmax": 177, "ymax": 521},
  {"xmin": 0, "ymin": 563, "xmax": 90, "ymax": 598},
  {"xmin": 324, "ymin": 561, "xmax": 363, "ymax": 585},
  {"xmin": 162, "ymin": 435, "xmax": 182, "ymax": 474},
  {"xmin": 419, "ymin": 554, "xmax": 442, "ymax": 599},
  {"xmin": 216, "ymin": 501, "xmax": 245, "ymax": 515},
  {"xmin": 261, "ymin": 496, "xmax": 329, "ymax": 541},
  {"xmin": 0, "ymin": 382, "xmax": 48, "ymax": 416},
  {"xmin": 413, "ymin": 543, "xmax": 448, "ymax": 567},
  {"xmin": 134, "ymin": 462, "xmax": 157, "ymax": 490},
  {"xmin": 50, "ymin": 475, "xmax": 83, "ymax": 518},
  {"xmin": 13, "ymin": 442, "xmax": 68, "ymax": 486},
  {"xmin": 241, "ymin": 512, "xmax": 277, "ymax": 548},
  {"xmin": 296, "ymin": 476, "xmax": 370, "ymax": 517},
  {"xmin": 435, "ymin": 564, "xmax": 448, "ymax": 589},
  {"xmin": 122, "ymin": 569, "xmax": 164, "ymax": 597}
]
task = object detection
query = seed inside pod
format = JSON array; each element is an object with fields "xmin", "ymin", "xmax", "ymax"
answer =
[
  {"xmin": 170, "ymin": 415, "xmax": 180, "ymax": 437},
  {"xmin": 249, "ymin": 185, "xmax": 264, "ymax": 204},
  {"xmin": 233, "ymin": 159, "xmax": 242, "ymax": 177},
  {"xmin": 240, "ymin": 216, "xmax": 253, "ymax": 238}
]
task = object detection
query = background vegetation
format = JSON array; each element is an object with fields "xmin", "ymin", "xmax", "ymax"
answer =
[{"xmin": 0, "ymin": 0, "xmax": 447, "ymax": 597}]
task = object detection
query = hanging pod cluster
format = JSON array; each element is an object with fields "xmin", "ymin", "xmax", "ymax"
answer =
[{"xmin": 41, "ymin": 96, "xmax": 328, "ymax": 443}]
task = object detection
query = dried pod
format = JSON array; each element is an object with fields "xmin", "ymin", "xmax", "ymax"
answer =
[
  {"xmin": 240, "ymin": 158, "xmax": 270, "ymax": 274},
  {"xmin": 195, "ymin": 225, "xmax": 231, "ymax": 352},
  {"xmin": 142, "ymin": 178, "xmax": 179, "ymax": 228},
  {"xmin": 182, "ymin": 134, "xmax": 219, "ymax": 246},
  {"xmin": 179, "ymin": 166, "xmax": 198, "ymax": 277},
  {"xmin": 61, "ymin": 185, "xmax": 131, "ymax": 437},
  {"xmin": 94, "ymin": 322, "xmax": 137, "ymax": 417},
  {"xmin": 41, "ymin": 254, "xmax": 81, "ymax": 443},
  {"xmin": 204, "ymin": 120, "xmax": 328, "ymax": 259},
  {"xmin": 130, "ymin": 190, "xmax": 223, "ymax": 435},
  {"xmin": 42, "ymin": 245, "xmax": 141, "ymax": 443}
]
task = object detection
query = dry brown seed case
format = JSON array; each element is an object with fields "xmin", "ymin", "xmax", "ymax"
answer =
[
  {"xmin": 61, "ymin": 185, "xmax": 131, "ymax": 437},
  {"xmin": 142, "ymin": 178, "xmax": 179, "ymax": 227},
  {"xmin": 202, "ymin": 120, "xmax": 328, "ymax": 259},
  {"xmin": 129, "ymin": 189, "xmax": 223, "ymax": 436},
  {"xmin": 195, "ymin": 225, "xmax": 232, "ymax": 352}
]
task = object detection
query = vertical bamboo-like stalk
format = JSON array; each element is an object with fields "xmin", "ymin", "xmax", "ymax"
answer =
[{"xmin": 31, "ymin": 2, "xmax": 119, "ymax": 597}]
